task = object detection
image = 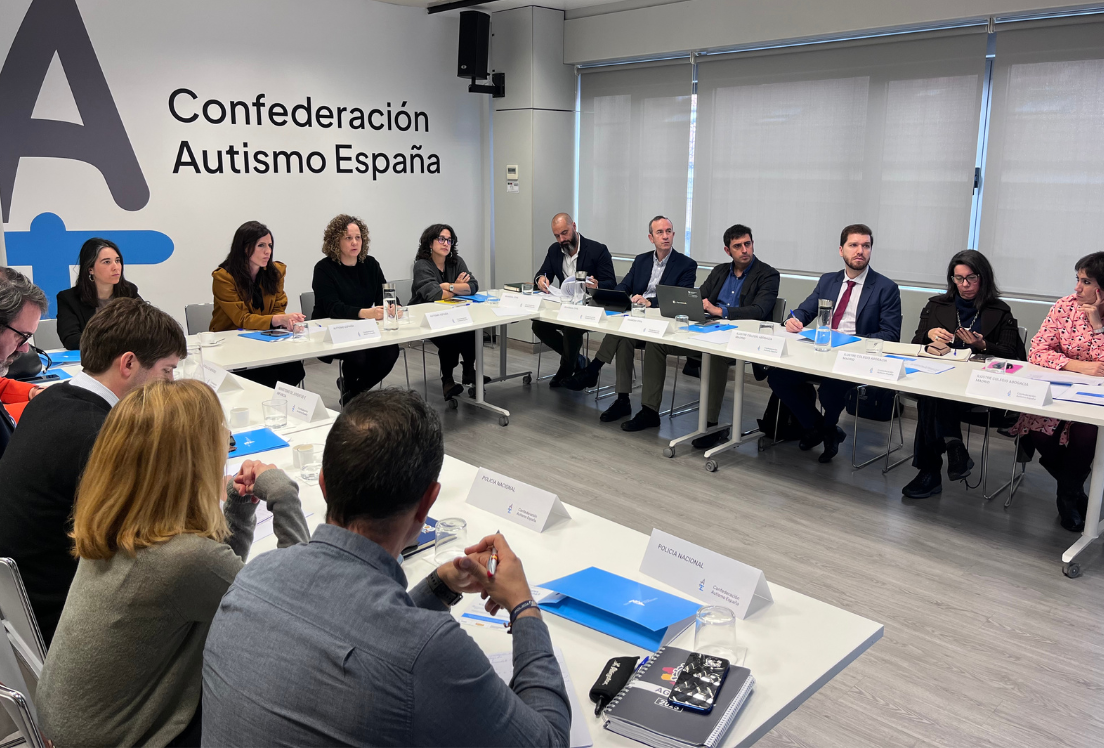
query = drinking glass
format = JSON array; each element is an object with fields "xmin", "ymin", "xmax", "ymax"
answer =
[
  {"xmin": 398, "ymin": 305, "xmax": 412, "ymax": 325},
  {"xmin": 291, "ymin": 321, "xmax": 308, "ymax": 341},
  {"xmin": 865, "ymin": 338, "xmax": 883, "ymax": 355},
  {"xmin": 694, "ymin": 605, "xmax": 736, "ymax": 659},
  {"xmin": 299, "ymin": 444, "xmax": 324, "ymax": 483},
  {"xmin": 631, "ymin": 301, "xmax": 647, "ymax": 318},
  {"xmin": 434, "ymin": 518, "xmax": 468, "ymax": 564},
  {"xmin": 229, "ymin": 407, "xmax": 250, "ymax": 429},
  {"xmin": 521, "ymin": 282, "xmax": 534, "ymax": 295},
  {"xmin": 814, "ymin": 299, "xmax": 834, "ymax": 352},
  {"xmin": 573, "ymin": 271, "xmax": 588, "ymax": 305},
  {"xmin": 675, "ymin": 314, "xmax": 690, "ymax": 332},
  {"xmin": 758, "ymin": 322, "xmax": 774, "ymax": 336},
  {"xmin": 262, "ymin": 399, "xmax": 288, "ymax": 429},
  {"xmin": 181, "ymin": 344, "xmax": 204, "ymax": 380}
]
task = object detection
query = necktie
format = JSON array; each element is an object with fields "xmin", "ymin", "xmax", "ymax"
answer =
[{"xmin": 831, "ymin": 280, "xmax": 856, "ymax": 330}]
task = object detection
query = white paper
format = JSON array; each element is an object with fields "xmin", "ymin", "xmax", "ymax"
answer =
[
  {"xmin": 966, "ymin": 370, "xmax": 1052, "ymax": 406},
  {"xmin": 1053, "ymin": 384, "xmax": 1104, "ymax": 406},
  {"xmin": 487, "ymin": 648, "xmax": 593, "ymax": 748},
  {"xmin": 458, "ymin": 587, "xmax": 562, "ymax": 629},
  {"xmin": 422, "ymin": 307, "xmax": 474, "ymax": 330},
  {"xmin": 465, "ymin": 467, "xmax": 571, "ymax": 533},
  {"xmin": 1021, "ymin": 368, "xmax": 1103, "ymax": 386},
  {"xmin": 198, "ymin": 362, "xmax": 242, "ymax": 393},
  {"xmin": 728, "ymin": 330, "xmax": 786, "ymax": 359},
  {"xmin": 273, "ymin": 382, "xmax": 327, "ymax": 423},
  {"xmin": 252, "ymin": 504, "xmax": 314, "ymax": 543},
  {"xmin": 881, "ymin": 341, "xmax": 923, "ymax": 356},
  {"xmin": 618, "ymin": 316, "xmax": 669, "ymax": 338},
  {"xmin": 556, "ymin": 304, "xmax": 603, "ymax": 325},
  {"xmin": 832, "ymin": 351, "xmax": 905, "ymax": 382},
  {"xmin": 325, "ymin": 319, "xmax": 381, "ymax": 344},
  {"xmin": 690, "ymin": 329, "xmax": 734, "ymax": 345},
  {"xmin": 885, "ymin": 355, "xmax": 955, "ymax": 375}
]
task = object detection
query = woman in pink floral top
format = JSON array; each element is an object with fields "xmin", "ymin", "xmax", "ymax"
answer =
[{"xmin": 1011, "ymin": 252, "xmax": 1104, "ymax": 532}]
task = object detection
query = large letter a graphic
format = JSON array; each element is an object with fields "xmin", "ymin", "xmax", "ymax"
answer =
[{"xmin": 0, "ymin": 0, "xmax": 149, "ymax": 222}]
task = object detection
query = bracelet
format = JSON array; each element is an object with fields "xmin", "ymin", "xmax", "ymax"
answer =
[
  {"xmin": 506, "ymin": 600, "xmax": 539, "ymax": 632},
  {"xmin": 1095, "ymin": 327, "xmax": 1104, "ymax": 336}
]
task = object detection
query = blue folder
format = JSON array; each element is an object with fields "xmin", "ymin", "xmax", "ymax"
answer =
[
  {"xmin": 228, "ymin": 428, "xmax": 289, "ymax": 458},
  {"xmin": 688, "ymin": 323, "xmax": 736, "ymax": 333},
  {"xmin": 454, "ymin": 293, "xmax": 492, "ymax": 302},
  {"xmin": 238, "ymin": 331, "xmax": 291, "ymax": 343},
  {"xmin": 799, "ymin": 329, "xmax": 862, "ymax": 348},
  {"xmin": 41, "ymin": 350, "xmax": 81, "ymax": 365},
  {"xmin": 538, "ymin": 567, "xmax": 700, "ymax": 652}
]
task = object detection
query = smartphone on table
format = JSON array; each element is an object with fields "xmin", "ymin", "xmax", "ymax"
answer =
[{"xmin": 667, "ymin": 652, "xmax": 729, "ymax": 713}]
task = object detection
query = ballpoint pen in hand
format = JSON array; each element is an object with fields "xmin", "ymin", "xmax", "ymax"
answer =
[{"xmin": 488, "ymin": 530, "xmax": 500, "ymax": 578}]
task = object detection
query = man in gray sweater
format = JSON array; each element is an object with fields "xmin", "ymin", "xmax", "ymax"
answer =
[{"xmin": 202, "ymin": 389, "xmax": 571, "ymax": 747}]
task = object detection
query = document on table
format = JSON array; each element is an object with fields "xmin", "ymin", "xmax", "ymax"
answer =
[
  {"xmin": 1021, "ymin": 369, "xmax": 1104, "ymax": 386},
  {"xmin": 690, "ymin": 329, "xmax": 734, "ymax": 345},
  {"xmin": 253, "ymin": 504, "xmax": 314, "ymax": 542},
  {"xmin": 1053, "ymin": 384, "xmax": 1104, "ymax": 406},
  {"xmin": 459, "ymin": 587, "xmax": 562, "ymax": 629},
  {"xmin": 884, "ymin": 355, "xmax": 954, "ymax": 375},
  {"xmin": 487, "ymin": 647, "xmax": 593, "ymax": 748}
]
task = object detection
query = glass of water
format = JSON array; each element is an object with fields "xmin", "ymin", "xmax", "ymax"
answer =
[
  {"xmin": 675, "ymin": 314, "xmax": 690, "ymax": 332},
  {"xmin": 262, "ymin": 399, "xmax": 288, "ymax": 429},
  {"xmin": 292, "ymin": 321, "xmax": 308, "ymax": 341},
  {"xmin": 521, "ymin": 282, "xmax": 534, "ymax": 295},
  {"xmin": 758, "ymin": 321, "xmax": 774, "ymax": 336},
  {"xmin": 865, "ymin": 338, "xmax": 884, "ymax": 355},
  {"xmin": 398, "ymin": 305, "xmax": 412, "ymax": 325},
  {"xmin": 434, "ymin": 518, "xmax": 468, "ymax": 564},
  {"xmin": 299, "ymin": 444, "xmax": 323, "ymax": 484},
  {"xmin": 631, "ymin": 300, "xmax": 647, "ymax": 317},
  {"xmin": 694, "ymin": 605, "xmax": 737, "ymax": 659}
]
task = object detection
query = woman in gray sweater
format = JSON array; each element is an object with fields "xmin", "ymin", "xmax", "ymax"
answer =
[
  {"xmin": 410, "ymin": 223, "xmax": 485, "ymax": 400},
  {"xmin": 35, "ymin": 378, "xmax": 309, "ymax": 747}
]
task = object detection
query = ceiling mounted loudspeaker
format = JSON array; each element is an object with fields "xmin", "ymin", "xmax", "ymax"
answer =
[{"xmin": 457, "ymin": 10, "xmax": 505, "ymax": 98}]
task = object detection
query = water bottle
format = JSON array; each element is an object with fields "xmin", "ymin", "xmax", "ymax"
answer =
[
  {"xmin": 814, "ymin": 298, "xmax": 833, "ymax": 352},
  {"xmin": 383, "ymin": 283, "xmax": 399, "ymax": 331},
  {"xmin": 574, "ymin": 270, "xmax": 588, "ymax": 305}
]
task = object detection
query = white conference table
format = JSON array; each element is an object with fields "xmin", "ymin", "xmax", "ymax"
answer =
[
  {"xmin": 538, "ymin": 304, "xmax": 1104, "ymax": 578},
  {"xmin": 236, "ymin": 387, "xmax": 883, "ymax": 747}
]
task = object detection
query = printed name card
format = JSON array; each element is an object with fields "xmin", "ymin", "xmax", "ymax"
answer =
[
  {"xmin": 325, "ymin": 319, "xmax": 381, "ymax": 344},
  {"xmin": 499, "ymin": 291, "xmax": 542, "ymax": 311},
  {"xmin": 423, "ymin": 307, "xmax": 475, "ymax": 330},
  {"xmin": 274, "ymin": 382, "xmax": 328, "ymax": 423},
  {"xmin": 832, "ymin": 351, "xmax": 904, "ymax": 382},
  {"xmin": 639, "ymin": 528, "xmax": 773, "ymax": 620},
  {"xmin": 198, "ymin": 362, "xmax": 242, "ymax": 393},
  {"xmin": 618, "ymin": 316, "xmax": 669, "ymax": 338},
  {"xmin": 465, "ymin": 467, "xmax": 571, "ymax": 533},
  {"xmin": 556, "ymin": 304, "xmax": 604, "ymax": 324},
  {"xmin": 966, "ymin": 370, "xmax": 1052, "ymax": 407},
  {"xmin": 727, "ymin": 330, "xmax": 786, "ymax": 359}
]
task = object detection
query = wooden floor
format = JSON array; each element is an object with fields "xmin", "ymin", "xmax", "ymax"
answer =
[{"xmin": 305, "ymin": 340, "xmax": 1104, "ymax": 748}]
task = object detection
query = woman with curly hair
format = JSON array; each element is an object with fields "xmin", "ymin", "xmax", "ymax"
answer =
[
  {"xmin": 410, "ymin": 223, "xmax": 484, "ymax": 399},
  {"xmin": 311, "ymin": 214, "xmax": 400, "ymax": 405}
]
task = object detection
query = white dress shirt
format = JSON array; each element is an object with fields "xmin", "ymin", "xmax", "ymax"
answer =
[
  {"xmin": 68, "ymin": 371, "xmax": 120, "ymax": 408},
  {"xmin": 561, "ymin": 246, "xmax": 579, "ymax": 283},
  {"xmin": 644, "ymin": 251, "xmax": 670, "ymax": 299},
  {"xmin": 833, "ymin": 266, "xmax": 869, "ymax": 336}
]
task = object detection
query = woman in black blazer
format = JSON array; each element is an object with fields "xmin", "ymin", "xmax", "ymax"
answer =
[
  {"xmin": 56, "ymin": 238, "xmax": 140, "ymax": 350},
  {"xmin": 902, "ymin": 250, "xmax": 1026, "ymax": 499}
]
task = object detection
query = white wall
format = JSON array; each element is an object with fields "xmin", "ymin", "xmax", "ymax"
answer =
[
  {"xmin": 564, "ymin": 0, "xmax": 1092, "ymax": 64},
  {"xmin": 0, "ymin": 0, "xmax": 486, "ymax": 322}
]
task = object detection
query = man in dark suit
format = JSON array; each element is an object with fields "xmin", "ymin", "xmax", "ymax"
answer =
[
  {"xmin": 622, "ymin": 224, "xmax": 780, "ymax": 445},
  {"xmin": 532, "ymin": 213, "xmax": 616, "ymax": 386},
  {"xmin": 768, "ymin": 223, "xmax": 902, "ymax": 462},
  {"xmin": 564, "ymin": 216, "xmax": 697, "ymax": 421},
  {"xmin": 0, "ymin": 268, "xmax": 49, "ymax": 459}
]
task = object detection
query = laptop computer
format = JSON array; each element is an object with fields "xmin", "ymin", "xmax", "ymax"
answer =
[
  {"xmin": 656, "ymin": 285, "xmax": 719, "ymax": 323},
  {"xmin": 588, "ymin": 288, "xmax": 633, "ymax": 313}
]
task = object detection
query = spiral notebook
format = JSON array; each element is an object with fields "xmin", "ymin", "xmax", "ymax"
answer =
[{"xmin": 603, "ymin": 645, "xmax": 754, "ymax": 748}]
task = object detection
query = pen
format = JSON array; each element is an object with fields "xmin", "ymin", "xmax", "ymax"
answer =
[
  {"xmin": 488, "ymin": 530, "xmax": 500, "ymax": 578},
  {"xmin": 635, "ymin": 656, "xmax": 650, "ymax": 672}
]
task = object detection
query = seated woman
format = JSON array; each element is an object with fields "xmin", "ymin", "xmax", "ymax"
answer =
[
  {"xmin": 35, "ymin": 378, "xmax": 308, "ymax": 747},
  {"xmin": 311, "ymin": 214, "xmax": 400, "ymax": 405},
  {"xmin": 56, "ymin": 237, "xmax": 141, "ymax": 350},
  {"xmin": 211, "ymin": 221, "xmax": 306, "ymax": 388},
  {"xmin": 1010, "ymin": 252, "xmax": 1104, "ymax": 532},
  {"xmin": 902, "ymin": 250, "xmax": 1026, "ymax": 499},
  {"xmin": 409, "ymin": 224, "xmax": 484, "ymax": 400}
]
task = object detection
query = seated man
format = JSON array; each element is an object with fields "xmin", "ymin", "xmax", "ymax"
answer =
[
  {"xmin": 0, "ymin": 267, "xmax": 47, "ymax": 458},
  {"xmin": 564, "ymin": 215, "xmax": 697, "ymax": 422},
  {"xmin": 768, "ymin": 223, "xmax": 902, "ymax": 462},
  {"xmin": 202, "ymin": 389, "xmax": 571, "ymax": 747},
  {"xmin": 622, "ymin": 224, "xmax": 779, "ymax": 449},
  {"xmin": 0, "ymin": 297, "xmax": 186, "ymax": 643},
  {"xmin": 532, "ymin": 212, "xmax": 616, "ymax": 386}
]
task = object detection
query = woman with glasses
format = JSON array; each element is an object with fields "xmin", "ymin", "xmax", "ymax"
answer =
[
  {"xmin": 56, "ymin": 238, "xmax": 141, "ymax": 350},
  {"xmin": 902, "ymin": 250, "xmax": 1026, "ymax": 499},
  {"xmin": 409, "ymin": 224, "xmax": 483, "ymax": 400},
  {"xmin": 311, "ymin": 214, "xmax": 400, "ymax": 405},
  {"xmin": 1008, "ymin": 252, "xmax": 1104, "ymax": 531}
]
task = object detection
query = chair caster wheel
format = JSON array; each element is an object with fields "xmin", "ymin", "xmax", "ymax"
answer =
[
  {"xmin": 1063, "ymin": 562, "xmax": 1081, "ymax": 579},
  {"xmin": 448, "ymin": 398, "xmax": 459, "ymax": 410},
  {"xmin": 468, "ymin": 386, "xmax": 476, "ymax": 399},
  {"xmin": 705, "ymin": 460, "xmax": 718, "ymax": 473},
  {"xmin": 663, "ymin": 447, "xmax": 675, "ymax": 458},
  {"xmin": 522, "ymin": 374, "xmax": 533, "ymax": 385},
  {"xmin": 498, "ymin": 416, "xmax": 509, "ymax": 426}
]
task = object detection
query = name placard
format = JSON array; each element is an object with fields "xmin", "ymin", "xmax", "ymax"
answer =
[
  {"xmin": 465, "ymin": 467, "xmax": 571, "ymax": 533},
  {"xmin": 499, "ymin": 291, "xmax": 542, "ymax": 311},
  {"xmin": 727, "ymin": 331, "xmax": 786, "ymax": 359},
  {"xmin": 557, "ymin": 304, "xmax": 604, "ymax": 324},
  {"xmin": 639, "ymin": 528, "xmax": 773, "ymax": 620},
  {"xmin": 832, "ymin": 351, "xmax": 905, "ymax": 382},
  {"xmin": 198, "ymin": 362, "xmax": 242, "ymax": 393},
  {"xmin": 325, "ymin": 319, "xmax": 381, "ymax": 344},
  {"xmin": 274, "ymin": 382, "xmax": 328, "ymax": 423},
  {"xmin": 966, "ymin": 370, "xmax": 1052, "ymax": 407},
  {"xmin": 423, "ymin": 307, "xmax": 475, "ymax": 330},
  {"xmin": 618, "ymin": 316, "xmax": 669, "ymax": 338}
]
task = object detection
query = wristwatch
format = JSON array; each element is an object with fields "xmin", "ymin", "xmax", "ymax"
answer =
[
  {"xmin": 426, "ymin": 568, "xmax": 463, "ymax": 607},
  {"xmin": 449, "ymin": 283, "xmax": 455, "ymax": 293},
  {"xmin": 1095, "ymin": 326, "xmax": 1104, "ymax": 336}
]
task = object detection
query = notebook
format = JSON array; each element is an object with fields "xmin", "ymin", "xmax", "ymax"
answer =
[
  {"xmin": 401, "ymin": 517, "xmax": 438, "ymax": 558},
  {"xmin": 603, "ymin": 645, "xmax": 754, "ymax": 748}
]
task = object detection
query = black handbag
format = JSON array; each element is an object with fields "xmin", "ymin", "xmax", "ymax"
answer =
[{"xmin": 845, "ymin": 385, "xmax": 901, "ymax": 422}]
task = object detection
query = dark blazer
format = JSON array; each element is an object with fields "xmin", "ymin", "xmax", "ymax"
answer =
[
  {"xmin": 700, "ymin": 258, "xmax": 780, "ymax": 321},
  {"xmin": 615, "ymin": 249, "xmax": 697, "ymax": 296},
  {"xmin": 534, "ymin": 235, "xmax": 616, "ymax": 290},
  {"xmin": 794, "ymin": 268, "xmax": 902, "ymax": 341},
  {"xmin": 56, "ymin": 284, "xmax": 140, "ymax": 351},
  {"xmin": 912, "ymin": 295, "xmax": 1026, "ymax": 360}
]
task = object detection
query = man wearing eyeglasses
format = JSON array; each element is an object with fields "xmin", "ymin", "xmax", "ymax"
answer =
[{"xmin": 0, "ymin": 267, "xmax": 49, "ymax": 458}]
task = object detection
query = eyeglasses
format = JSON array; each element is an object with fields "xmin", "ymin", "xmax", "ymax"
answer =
[
  {"xmin": 435, "ymin": 236, "xmax": 453, "ymax": 246},
  {"xmin": 1, "ymin": 322, "xmax": 34, "ymax": 348},
  {"xmin": 952, "ymin": 274, "xmax": 981, "ymax": 285}
]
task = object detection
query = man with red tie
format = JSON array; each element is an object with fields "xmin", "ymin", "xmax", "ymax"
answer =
[{"xmin": 767, "ymin": 224, "xmax": 902, "ymax": 462}]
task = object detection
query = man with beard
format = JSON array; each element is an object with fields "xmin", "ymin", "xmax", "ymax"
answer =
[
  {"xmin": 0, "ymin": 267, "xmax": 48, "ymax": 458},
  {"xmin": 767, "ymin": 224, "xmax": 902, "ymax": 463},
  {"xmin": 531, "ymin": 213, "xmax": 616, "ymax": 386}
]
